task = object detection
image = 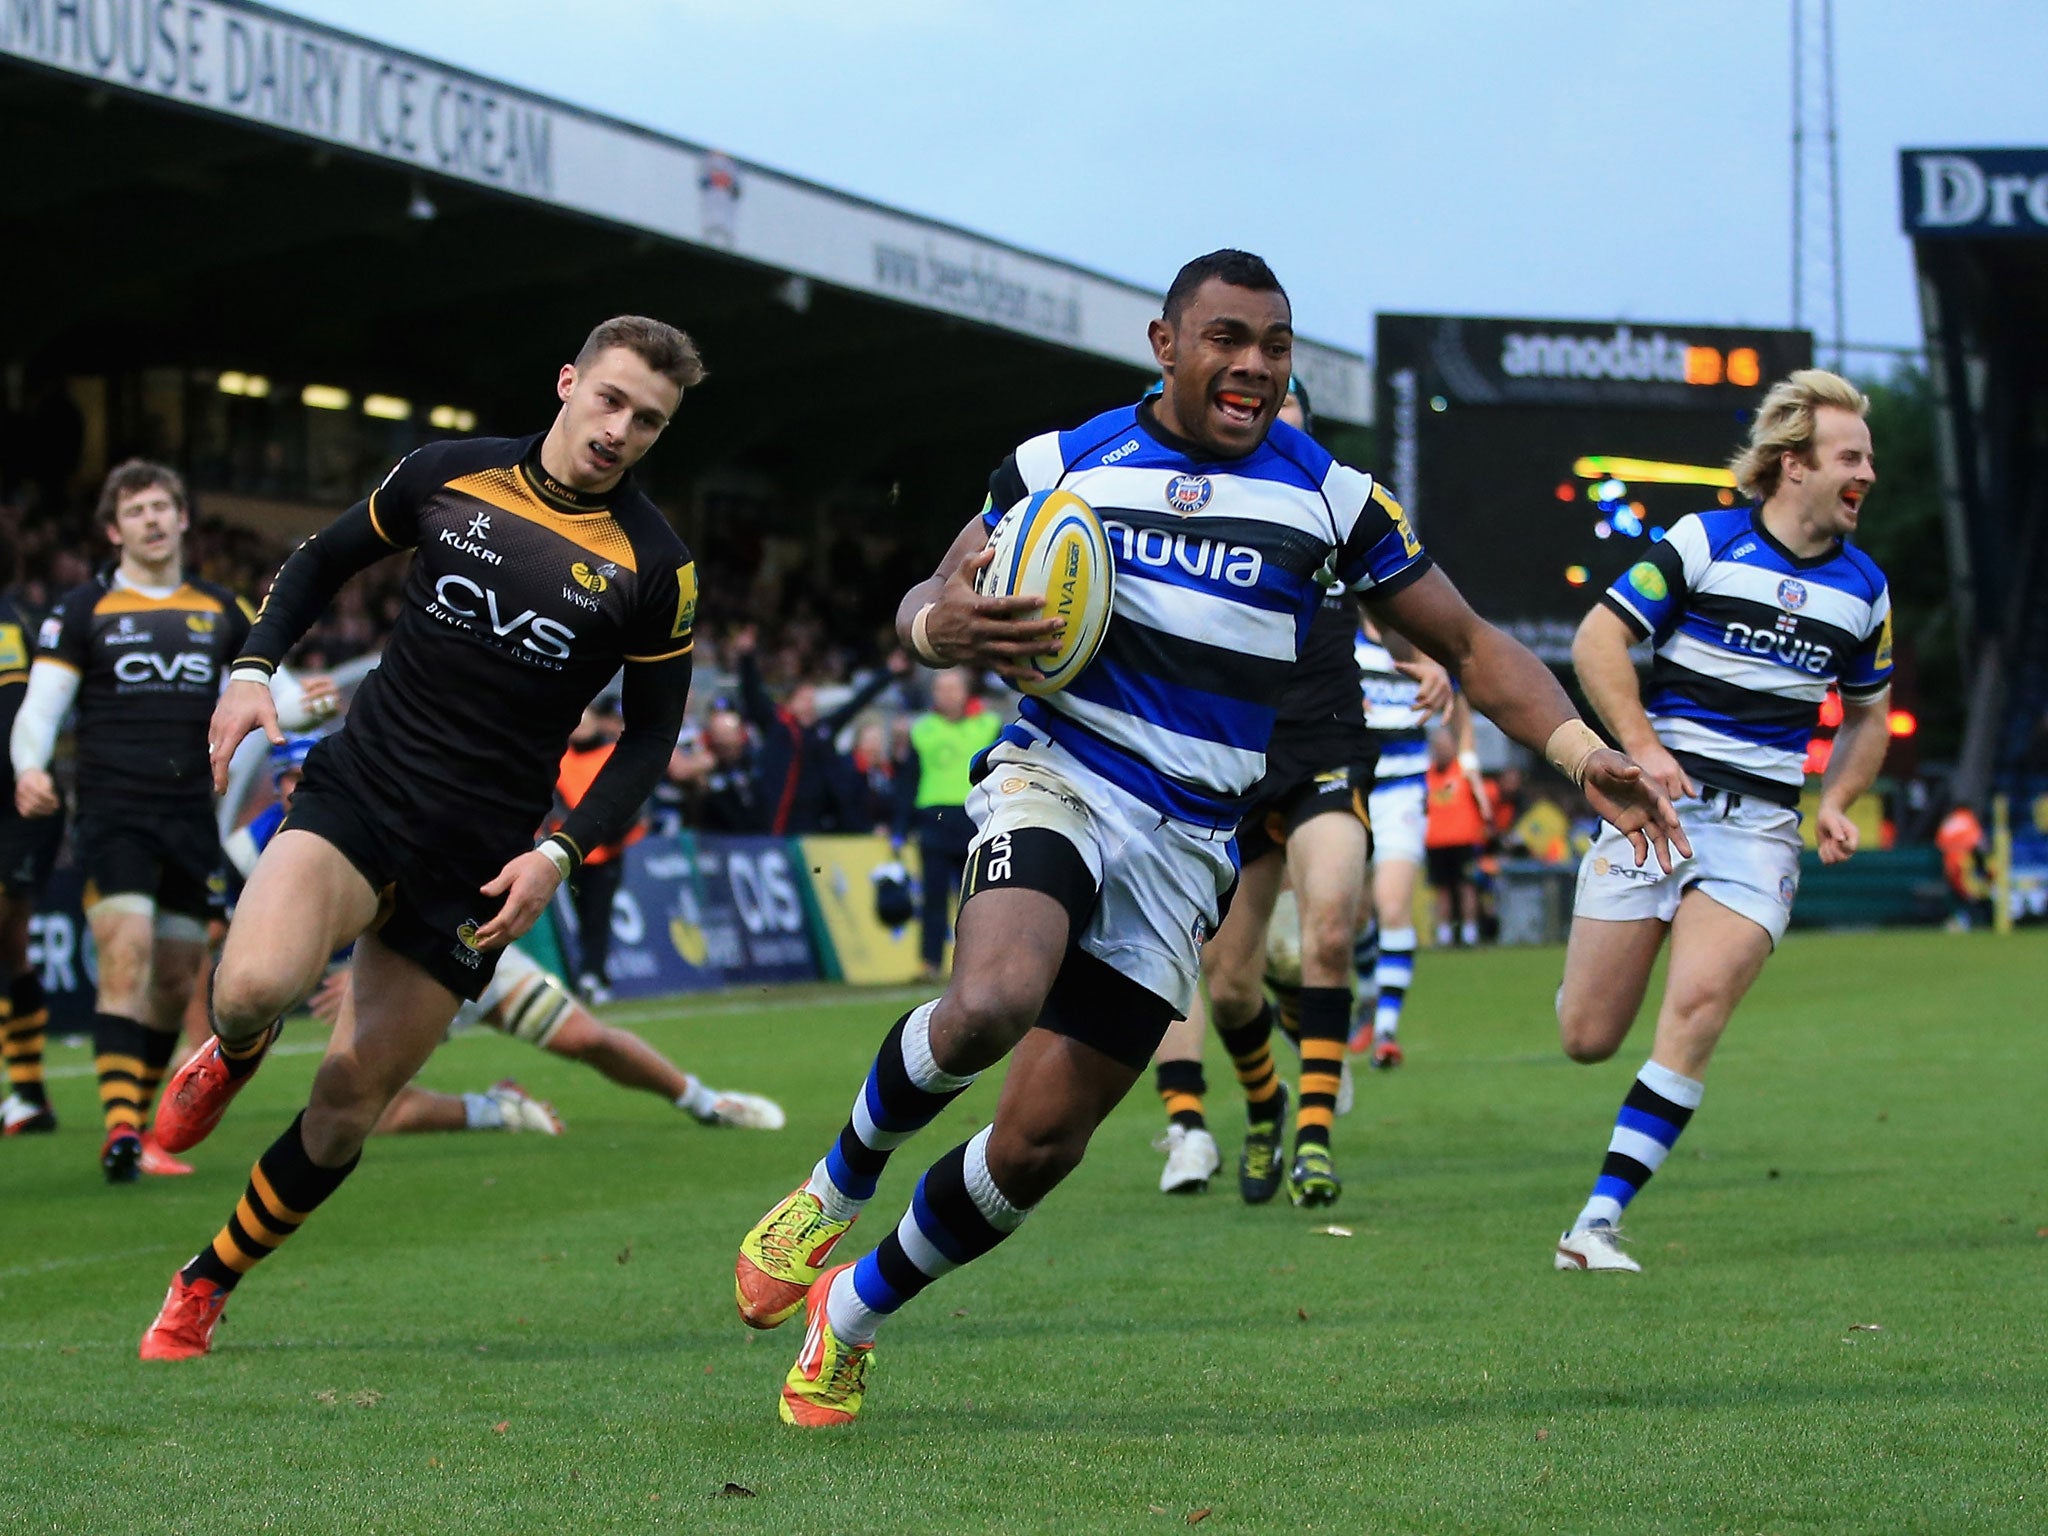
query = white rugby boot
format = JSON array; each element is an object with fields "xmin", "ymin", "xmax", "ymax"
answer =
[
  {"xmin": 1156, "ymin": 1124, "xmax": 1220, "ymax": 1194},
  {"xmin": 697, "ymin": 1090, "xmax": 787, "ymax": 1130},
  {"xmin": 486, "ymin": 1080, "xmax": 565, "ymax": 1135},
  {"xmin": 1554, "ymin": 1223, "xmax": 1641, "ymax": 1273}
]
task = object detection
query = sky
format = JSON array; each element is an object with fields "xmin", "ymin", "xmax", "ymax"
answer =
[{"xmin": 271, "ymin": 0, "xmax": 2045, "ymax": 366}]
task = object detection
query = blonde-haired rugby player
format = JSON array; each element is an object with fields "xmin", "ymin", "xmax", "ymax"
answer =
[{"xmin": 1553, "ymin": 369, "xmax": 1893, "ymax": 1273}]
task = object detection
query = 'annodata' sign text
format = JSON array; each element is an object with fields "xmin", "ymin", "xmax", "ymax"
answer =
[
  {"xmin": 1901, "ymin": 149, "xmax": 2048, "ymax": 239},
  {"xmin": 1375, "ymin": 314, "xmax": 1811, "ymax": 414},
  {"xmin": 0, "ymin": 0, "xmax": 1370, "ymax": 421}
]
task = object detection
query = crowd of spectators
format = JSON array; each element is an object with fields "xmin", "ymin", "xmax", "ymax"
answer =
[{"xmin": 0, "ymin": 475, "xmax": 1000, "ymax": 853}]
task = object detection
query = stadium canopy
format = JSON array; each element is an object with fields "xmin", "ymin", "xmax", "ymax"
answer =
[
  {"xmin": 1902, "ymin": 148, "xmax": 2048, "ymax": 802},
  {"xmin": 0, "ymin": 0, "xmax": 1367, "ymax": 560}
]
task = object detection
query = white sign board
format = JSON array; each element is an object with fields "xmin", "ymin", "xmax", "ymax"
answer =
[{"xmin": 3, "ymin": 0, "xmax": 1369, "ymax": 421}]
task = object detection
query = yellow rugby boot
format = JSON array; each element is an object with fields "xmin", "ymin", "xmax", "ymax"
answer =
[
  {"xmin": 779, "ymin": 1263, "xmax": 871, "ymax": 1427},
  {"xmin": 735, "ymin": 1185, "xmax": 857, "ymax": 1329}
]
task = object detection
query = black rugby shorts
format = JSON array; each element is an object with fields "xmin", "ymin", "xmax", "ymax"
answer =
[
  {"xmin": 75, "ymin": 806, "xmax": 227, "ymax": 923},
  {"xmin": 280, "ymin": 748, "xmax": 523, "ymax": 1001}
]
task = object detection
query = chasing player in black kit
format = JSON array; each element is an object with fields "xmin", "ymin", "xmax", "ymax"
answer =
[
  {"xmin": 0, "ymin": 533, "xmax": 63, "ymax": 1137},
  {"xmin": 10, "ymin": 463, "xmax": 257, "ymax": 1179},
  {"xmin": 1153, "ymin": 383, "xmax": 1451, "ymax": 1207},
  {"xmin": 141, "ymin": 317, "xmax": 704, "ymax": 1359}
]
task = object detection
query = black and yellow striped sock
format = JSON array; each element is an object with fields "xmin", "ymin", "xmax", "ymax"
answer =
[
  {"xmin": 1218, "ymin": 1002, "xmax": 1285, "ymax": 1123},
  {"xmin": 7, "ymin": 972, "xmax": 49, "ymax": 1106},
  {"xmin": 180, "ymin": 1112, "xmax": 360, "ymax": 1293},
  {"xmin": 1155, "ymin": 1059, "xmax": 1207, "ymax": 1131},
  {"xmin": 218, "ymin": 1019, "xmax": 281, "ymax": 1082},
  {"xmin": 94, "ymin": 1013, "xmax": 152, "ymax": 1136},
  {"xmin": 1268, "ymin": 980, "xmax": 1303, "ymax": 1050},
  {"xmin": 1292, "ymin": 987, "xmax": 1350, "ymax": 1152},
  {"xmin": 137, "ymin": 1027, "xmax": 180, "ymax": 1124}
]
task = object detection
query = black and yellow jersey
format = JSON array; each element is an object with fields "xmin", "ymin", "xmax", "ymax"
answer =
[
  {"xmin": 0, "ymin": 592, "xmax": 36, "ymax": 744},
  {"xmin": 240, "ymin": 434, "xmax": 695, "ymax": 854},
  {"xmin": 35, "ymin": 573, "xmax": 253, "ymax": 811}
]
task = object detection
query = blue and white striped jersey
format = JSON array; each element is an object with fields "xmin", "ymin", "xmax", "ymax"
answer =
[
  {"xmin": 1600, "ymin": 507, "xmax": 1892, "ymax": 806},
  {"xmin": 1354, "ymin": 630, "xmax": 1430, "ymax": 782},
  {"xmin": 982, "ymin": 402, "xmax": 1431, "ymax": 828}
]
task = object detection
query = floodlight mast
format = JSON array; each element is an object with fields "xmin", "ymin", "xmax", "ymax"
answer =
[{"xmin": 1791, "ymin": 0, "xmax": 1845, "ymax": 370}]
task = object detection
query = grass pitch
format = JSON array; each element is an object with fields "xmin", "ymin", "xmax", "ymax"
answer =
[{"xmin": 3, "ymin": 929, "xmax": 2044, "ymax": 1534}]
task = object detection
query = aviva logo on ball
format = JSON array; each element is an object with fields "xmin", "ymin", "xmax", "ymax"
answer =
[{"xmin": 976, "ymin": 488, "xmax": 1116, "ymax": 698}]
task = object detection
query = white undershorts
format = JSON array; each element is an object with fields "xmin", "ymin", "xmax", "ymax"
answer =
[
  {"xmin": 1573, "ymin": 788, "xmax": 1803, "ymax": 945},
  {"xmin": 965, "ymin": 734, "xmax": 1237, "ymax": 1016},
  {"xmin": 450, "ymin": 944, "xmax": 542, "ymax": 1031},
  {"xmin": 1367, "ymin": 776, "xmax": 1426, "ymax": 867}
]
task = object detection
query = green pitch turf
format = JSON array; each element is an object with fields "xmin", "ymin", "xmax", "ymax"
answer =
[{"xmin": 3, "ymin": 929, "xmax": 2043, "ymax": 1534}]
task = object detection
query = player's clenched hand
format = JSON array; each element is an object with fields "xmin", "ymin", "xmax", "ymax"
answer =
[
  {"xmin": 473, "ymin": 850, "xmax": 566, "ymax": 950},
  {"xmin": 298, "ymin": 674, "xmax": 341, "ymax": 722},
  {"xmin": 1816, "ymin": 804, "xmax": 1860, "ymax": 865},
  {"xmin": 1395, "ymin": 656, "xmax": 1453, "ymax": 717},
  {"xmin": 925, "ymin": 546, "xmax": 1067, "ymax": 682},
  {"xmin": 14, "ymin": 768, "xmax": 59, "ymax": 819},
  {"xmin": 1581, "ymin": 748, "xmax": 1692, "ymax": 875},
  {"xmin": 208, "ymin": 679, "xmax": 285, "ymax": 793},
  {"xmin": 307, "ymin": 971, "xmax": 351, "ymax": 1024},
  {"xmin": 1625, "ymin": 738, "xmax": 1697, "ymax": 804}
]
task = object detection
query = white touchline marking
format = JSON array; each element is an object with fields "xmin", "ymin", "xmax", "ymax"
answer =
[
  {"xmin": 0, "ymin": 1243, "xmax": 175, "ymax": 1280},
  {"xmin": 35, "ymin": 985, "xmax": 934, "ymax": 1077}
]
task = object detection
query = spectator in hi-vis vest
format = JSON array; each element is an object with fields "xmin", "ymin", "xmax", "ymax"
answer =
[{"xmin": 894, "ymin": 669, "xmax": 1001, "ymax": 981}]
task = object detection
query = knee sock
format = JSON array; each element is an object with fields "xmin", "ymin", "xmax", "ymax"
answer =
[
  {"xmin": 138, "ymin": 1028, "xmax": 179, "ymax": 1124},
  {"xmin": 1351, "ymin": 920, "xmax": 1379, "ymax": 995},
  {"xmin": 2, "ymin": 973, "xmax": 47, "ymax": 1106},
  {"xmin": 1292, "ymin": 987, "xmax": 1349, "ymax": 1152},
  {"xmin": 94, "ymin": 1013, "xmax": 154, "ymax": 1136},
  {"xmin": 180, "ymin": 1112, "xmax": 360, "ymax": 1291},
  {"xmin": 827, "ymin": 1127, "xmax": 1029, "ymax": 1346},
  {"xmin": 217, "ymin": 1015, "xmax": 281, "ymax": 1082},
  {"xmin": 806, "ymin": 1001, "xmax": 977, "ymax": 1222},
  {"xmin": 1216, "ymin": 1002, "xmax": 1284, "ymax": 1123},
  {"xmin": 1155, "ymin": 1059, "xmax": 1206, "ymax": 1131},
  {"xmin": 1573, "ymin": 1061, "xmax": 1704, "ymax": 1231},
  {"xmin": 1373, "ymin": 927, "xmax": 1417, "ymax": 1039},
  {"xmin": 1268, "ymin": 980, "xmax": 1302, "ymax": 1048}
]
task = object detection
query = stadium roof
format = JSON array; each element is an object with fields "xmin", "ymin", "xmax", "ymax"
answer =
[
  {"xmin": 0, "ymin": 0, "xmax": 1369, "ymax": 430},
  {"xmin": 1901, "ymin": 147, "xmax": 2048, "ymax": 796}
]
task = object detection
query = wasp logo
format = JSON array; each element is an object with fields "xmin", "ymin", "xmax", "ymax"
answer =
[
  {"xmin": 570, "ymin": 562, "xmax": 611, "ymax": 594},
  {"xmin": 456, "ymin": 919, "xmax": 482, "ymax": 952},
  {"xmin": 185, "ymin": 614, "xmax": 216, "ymax": 634}
]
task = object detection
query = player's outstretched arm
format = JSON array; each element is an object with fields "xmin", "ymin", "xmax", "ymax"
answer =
[
  {"xmin": 1366, "ymin": 566, "xmax": 1690, "ymax": 872},
  {"xmin": 1572, "ymin": 604, "xmax": 1694, "ymax": 802},
  {"xmin": 1815, "ymin": 691, "xmax": 1890, "ymax": 864},
  {"xmin": 210, "ymin": 505, "xmax": 398, "ymax": 789},
  {"xmin": 897, "ymin": 515, "xmax": 1066, "ymax": 681},
  {"xmin": 10, "ymin": 660, "xmax": 78, "ymax": 817}
]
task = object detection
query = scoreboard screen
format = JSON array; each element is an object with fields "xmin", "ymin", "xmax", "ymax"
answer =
[{"xmin": 1374, "ymin": 315, "xmax": 1812, "ymax": 659}]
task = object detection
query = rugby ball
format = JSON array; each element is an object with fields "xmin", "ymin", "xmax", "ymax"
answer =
[{"xmin": 975, "ymin": 488, "xmax": 1115, "ymax": 697}]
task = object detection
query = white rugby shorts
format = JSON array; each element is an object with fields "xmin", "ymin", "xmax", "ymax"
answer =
[
  {"xmin": 1573, "ymin": 789, "xmax": 1803, "ymax": 945},
  {"xmin": 964, "ymin": 736, "xmax": 1237, "ymax": 1016},
  {"xmin": 1367, "ymin": 776, "xmax": 1427, "ymax": 867}
]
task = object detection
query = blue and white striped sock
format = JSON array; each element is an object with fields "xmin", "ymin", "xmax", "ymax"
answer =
[
  {"xmin": 827, "ymin": 1126, "xmax": 1028, "ymax": 1345},
  {"xmin": 1573, "ymin": 1060, "xmax": 1703, "ymax": 1232},
  {"xmin": 805, "ymin": 1002, "xmax": 975, "ymax": 1222},
  {"xmin": 1373, "ymin": 927, "xmax": 1417, "ymax": 1038}
]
